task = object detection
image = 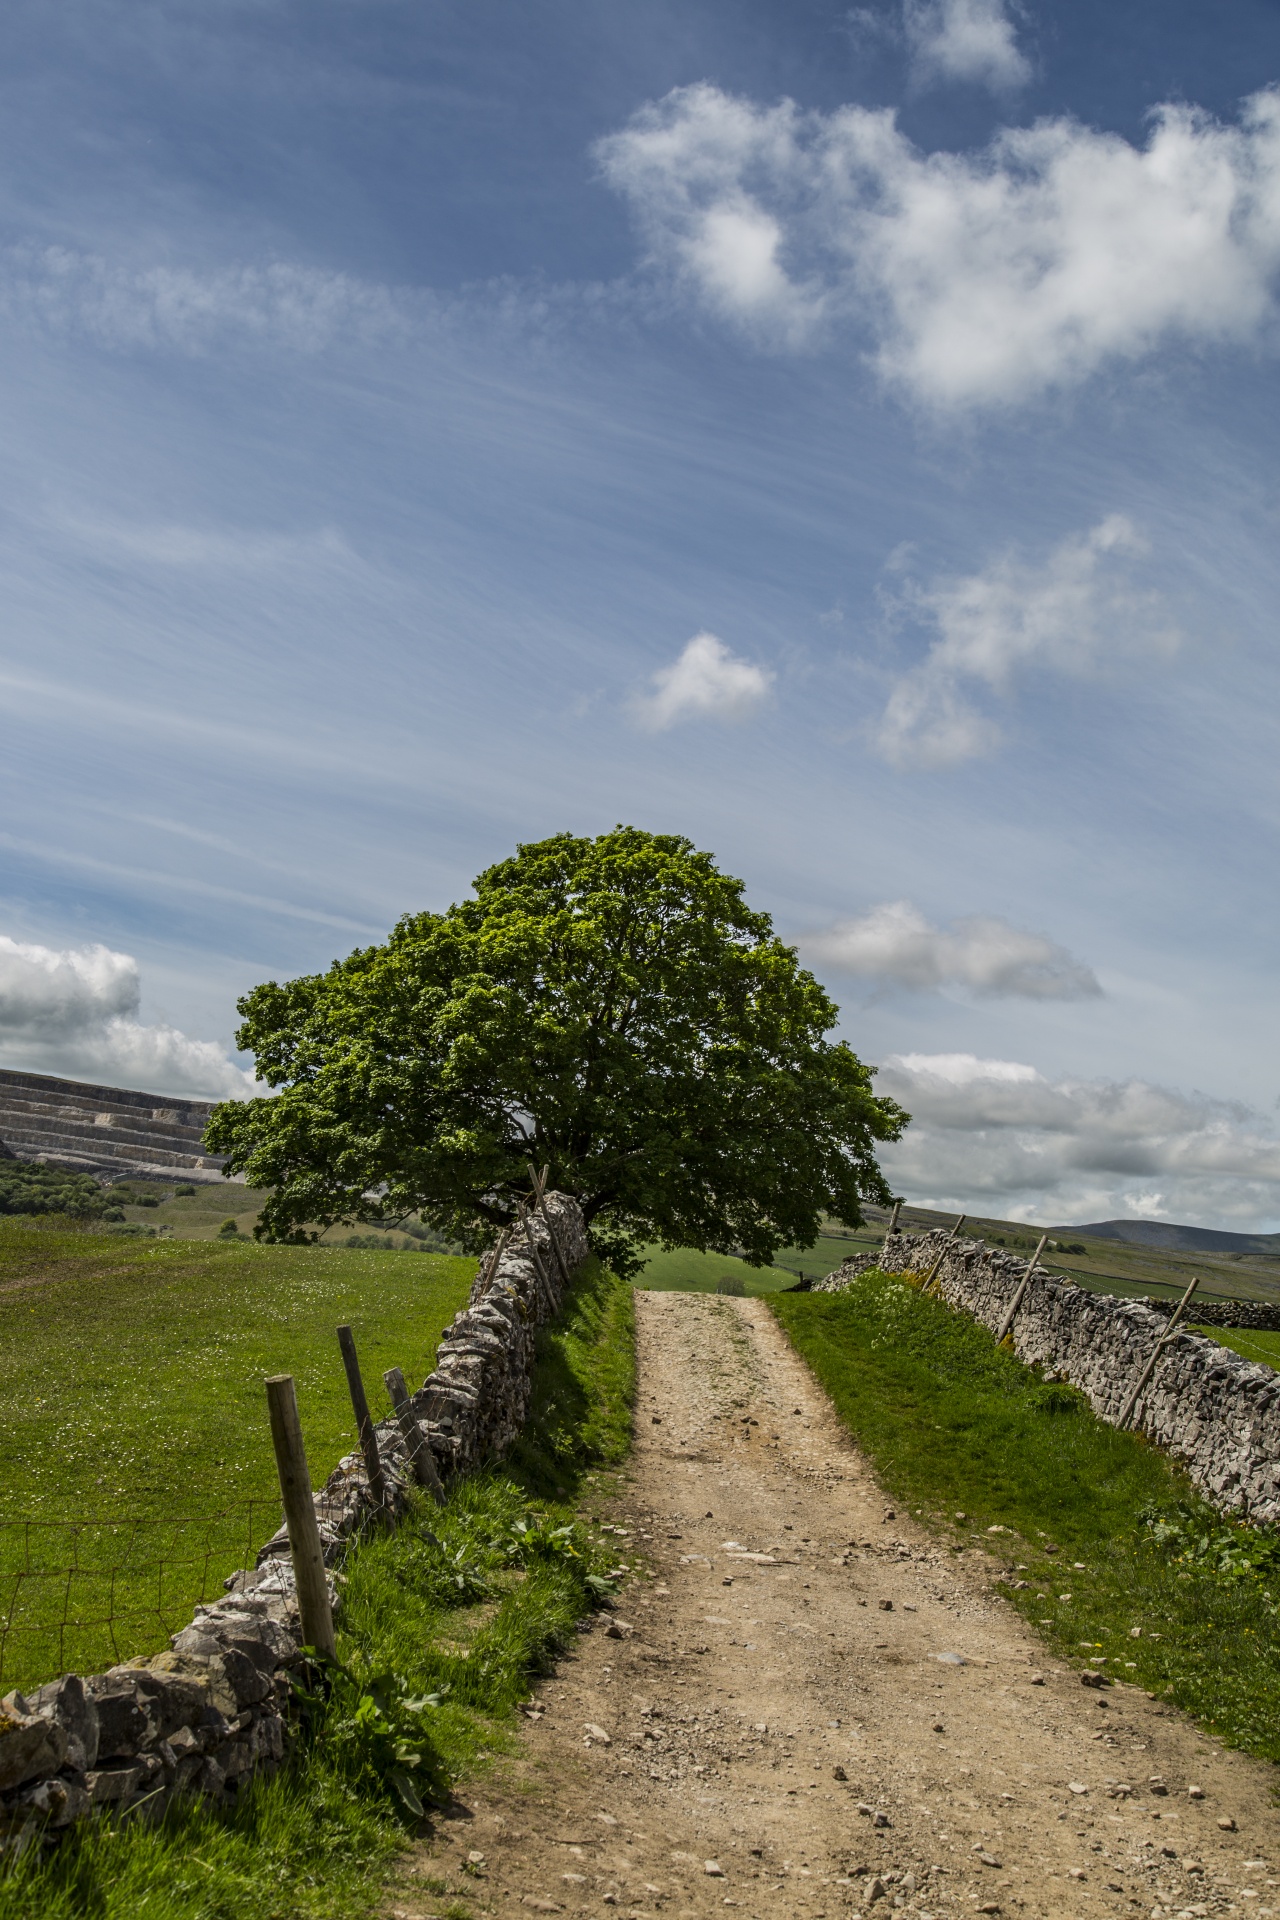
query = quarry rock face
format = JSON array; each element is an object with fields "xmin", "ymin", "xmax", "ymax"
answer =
[
  {"xmin": 0, "ymin": 1192, "xmax": 589, "ymax": 1851},
  {"xmin": 0, "ymin": 1068, "xmax": 231, "ymax": 1182},
  {"xmin": 816, "ymin": 1229, "xmax": 1280, "ymax": 1524}
]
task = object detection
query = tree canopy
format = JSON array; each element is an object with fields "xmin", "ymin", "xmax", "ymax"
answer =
[{"xmin": 205, "ymin": 828, "xmax": 908, "ymax": 1274}]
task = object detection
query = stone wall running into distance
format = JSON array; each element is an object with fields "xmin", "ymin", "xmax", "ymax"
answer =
[
  {"xmin": 0, "ymin": 1193, "xmax": 589, "ymax": 1852},
  {"xmin": 814, "ymin": 1229, "xmax": 1280, "ymax": 1526}
]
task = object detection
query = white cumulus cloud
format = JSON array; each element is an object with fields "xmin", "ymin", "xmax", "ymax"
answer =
[
  {"xmin": 597, "ymin": 83, "xmax": 1280, "ymax": 406},
  {"xmin": 877, "ymin": 516, "xmax": 1173, "ymax": 767},
  {"xmin": 904, "ymin": 0, "xmax": 1030, "ymax": 91},
  {"xmin": 0, "ymin": 935, "xmax": 254, "ymax": 1099},
  {"xmin": 876, "ymin": 1051, "xmax": 1280, "ymax": 1229},
  {"xmin": 806, "ymin": 900, "xmax": 1100, "ymax": 998},
  {"xmin": 632, "ymin": 631, "xmax": 773, "ymax": 730}
]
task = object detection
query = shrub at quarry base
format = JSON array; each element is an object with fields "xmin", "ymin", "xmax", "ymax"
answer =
[{"xmin": 772, "ymin": 1269, "xmax": 1280, "ymax": 1762}]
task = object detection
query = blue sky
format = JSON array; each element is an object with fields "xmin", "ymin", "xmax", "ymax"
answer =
[{"xmin": 5, "ymin": 0, "xmax": 1280, "ymax": 1228}]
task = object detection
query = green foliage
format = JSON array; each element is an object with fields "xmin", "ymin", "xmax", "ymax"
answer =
[
  {"xmin": 0, "ymin": 1255, "xmax": 636, "ymax": 1920},
  {"xmin": 715, "ymin": 1274, "xmax": 746, "ymax": 1295},
  {"xmin": 0, "ymin": 1162, "xmax": 106, "ymax": 1218},
  {"xmin": 295, "ymin": 1654, "xmax": 450, "ymax": 1821},
  {"xmin": 773, "ymin": 1269, "xmax": 1280, "ymax": 1759},
  {"xmin": 206, "ymin": 826, "xmax": 906, "ymax": 1275},
  {"xmin": 1144, "ymin": 1504, "xmax": 1280, "ymax": 1591}
]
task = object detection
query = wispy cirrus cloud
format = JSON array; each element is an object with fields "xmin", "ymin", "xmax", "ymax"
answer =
[
  {"xmin": 878, "ymin": 1051, "xmax": 1280, "ymax": 1228},
  {"xmin": 631, "ymin": 631, "xmax": 773, "ymax": 730},
  {"xmin": 876, "ymin": 516, "xmax": 1175, "ymax": 767},
  {"xmin": 805, "ymin": 900, "xmax": 1100, "ymax": 998},
  {"xmin": 598, "ymin": 83, "xmax": 1280, "ymax": 406},
  {"xmin": 0, "ymin": 247, "xmax": 419, "ymax": 356}
]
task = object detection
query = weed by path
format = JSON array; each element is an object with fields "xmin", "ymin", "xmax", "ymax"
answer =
[{"xmin": 772, "ymin": 1269, "xmax": 1280, "ymax": 1761}]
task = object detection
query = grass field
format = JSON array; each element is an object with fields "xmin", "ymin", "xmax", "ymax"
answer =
[
  {"xmin": 97, "ymin": 1178, "xmax": 452, "ymax": 1248},
  {"xmin": 0, "ymin": 1255, "xmax": 636, "ymax": 1920},
  {"xmin": 772, "ymin": 1270, "xmax": 1280, "ymax": 1762},
  {"xmin": 634, "ymin": 1245, "xmax": 794, "ymax": 1294},
  {"xmin": 0, "ymin": 1221, "xmax": 473, "ymax": 1686},
  {"xmin": 1195, "ymin": 1324, "xmax": 1280, "ymax": 1370},
  {"xmin": 633, "ymin": 1228, "xmax": 878, "ymax": 1294}
]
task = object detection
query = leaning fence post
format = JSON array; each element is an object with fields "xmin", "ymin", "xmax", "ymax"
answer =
[
  {"xmin": 993, "ymin": 1233, "xmax": 1049, "ymax": 1346},
  {"xmin": 474, "ymin": 1225, "xmax": 512, "ymax": 1301},
  {"xmin": 264, "ymin": 1374, "xmax": 336, "ymax": 1658},
  {"xmin": 880, "ymin": 1199, "xmax": 903, "ymax": 1261},
  {"xmin": 336, "ymin": 1325, "xmax": 389, "ymax": 1509},
  {"xmin": 1118, "ymin": 1276, "xmax": 1200, "ymax": 1430},
  {"xmin": 384, "ymin": 1366, "xmax": 445, "ymax": 1502},
  {"xmin": 516, "ymin": 1198, "xmax": 556, "ymax": 1312},
  {"xmin": 920, "ymin": 1214, "xmax": 967, "ymax": 1296},
  {"xmin": 530, "ymin": 1162, "xmax": 571, "ymax": 1289}
]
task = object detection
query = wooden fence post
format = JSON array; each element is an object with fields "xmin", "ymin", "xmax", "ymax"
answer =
[
  {"xmin": 384, "ymin": 1365, "xmax": 445, "ymax": 1502},
  {"xmin": 476, "ymin": 1226, "xmax": 511, "ymax": 1299},
  {"xmin": 530, "ymin": 1163, "xmax": 571, "ymax": 1288},
  {"xmin": 516, "ymin": 1199, "xmax": 555, "ymax": 1312},
  {"xmin": 920, "ymin": 1214, "xmax": 967, "ymax": 1296},
  {"xmin": 881, "ymin": 1199, "xmax": 903, "ymax": 1260},
  {"xmin": 993, "ymin": 1234, "xmax": 1049, "ymax": 1346},
  {"xmin": 1118, "ymin": 1277, "xmax": 1201, "ymax": 1430},
  {"xmin": 336, "ymin": 1324, "xmax": 389, "ymax": 1509},
  {"xmin": 264, "ymin": 1374, "xmax": 336, "ymax": 1659}
]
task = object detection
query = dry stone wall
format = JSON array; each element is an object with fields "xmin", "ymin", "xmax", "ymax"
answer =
[
  {"xmin": 0, "ymin": 1193, "xmax": 589, "ymax": 1852},
  {"xmin": 815, "ymin": 1229, "xmax": 1280, "ymax": 1526}
]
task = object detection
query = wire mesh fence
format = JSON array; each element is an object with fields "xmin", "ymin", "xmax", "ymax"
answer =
[{"xmin": 0, "ymin": 1500, "xmax": 279, "ymax": 1690}]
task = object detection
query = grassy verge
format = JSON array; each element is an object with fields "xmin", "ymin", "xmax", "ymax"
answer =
[
  {"xmin": 772, "ymin": 1269, "xmax": 1280, "ymax": 1760},
  {"xmin": 0, "ymin": 1254, "xmax": 635, "ymax": 1920},
  {"xmin": 0, "ymin": 1221, "xmax": 473, "ymax": 1685}
]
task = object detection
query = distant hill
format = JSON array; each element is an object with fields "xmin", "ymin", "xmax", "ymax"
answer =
[{"xmin": 1066, "ymin": 1218, "xmax": 1280, "ymax": 1256}]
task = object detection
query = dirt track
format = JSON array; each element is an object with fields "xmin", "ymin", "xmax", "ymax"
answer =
[{"xmin": 400, "ymin": 1291, "xmax": 1279, "ymax": 1919}]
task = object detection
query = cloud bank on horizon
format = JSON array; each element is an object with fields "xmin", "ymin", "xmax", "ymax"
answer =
[
  {"xmin": 877, "ymin": 1051, "xmax": 1280, "ymax": 1228},
  {"xmin": 0, "ymin": 937, "xmax": 253, "ymax": 1100}
]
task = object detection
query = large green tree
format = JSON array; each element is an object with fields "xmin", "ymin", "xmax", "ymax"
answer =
[{"xmin": 206, "ymin": 828, "xmax": 908, "ymax": 1274}]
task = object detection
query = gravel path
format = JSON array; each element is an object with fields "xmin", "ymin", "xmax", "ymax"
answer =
[{"xmin": 400, "ymin": 1290, "xmax": 1278, "ymax": 1920}]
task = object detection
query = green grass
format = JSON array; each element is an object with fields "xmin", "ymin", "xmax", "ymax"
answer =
[
  {"xmin": 0, "ymin": 1254, "xmax": 636, "ymax": 1920},
  {"xmin": 1194, "ymin": 1324, "xmax": 1280, "ymax": 1371},
  {"xmin": 772, "ymin": 1269, "xmax": 1280, "ymax": 1760},
  {"xmin": 634, "ymin": 1245, "xmax": 793, "ymax": 1294},
  {"xmin": 0, "ymin": 1221, "xmax": 473, "ymax": 1685},
  {"xmin": 633, "ymin": 1228, "xmax": 875, "ymax": 1295}
]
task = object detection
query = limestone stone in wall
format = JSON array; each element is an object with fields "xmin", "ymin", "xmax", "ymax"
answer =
[
  {"xmin": 815, "ymin": 1228, "xmax": 1280, "ymax": 1525},
  {"xmin": 0, "ymin": 1192, "xmax": 589, "ymax": 1852}
]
